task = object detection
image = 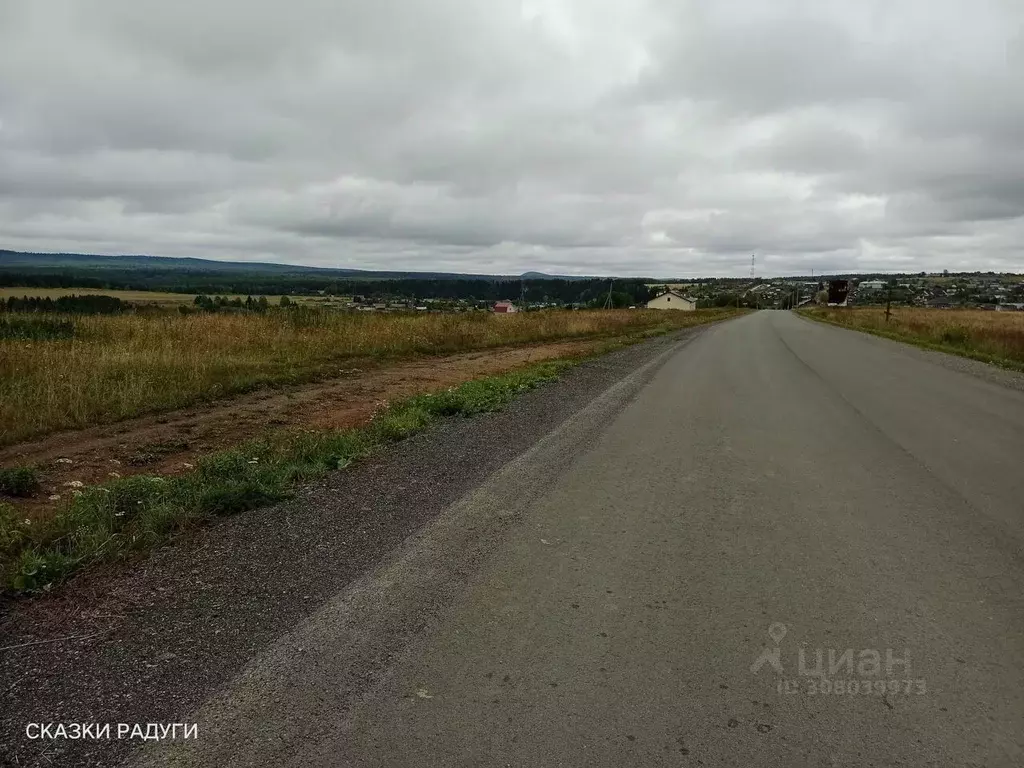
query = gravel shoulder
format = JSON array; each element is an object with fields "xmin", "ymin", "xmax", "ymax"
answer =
[{"xmin": 0, "ymin": 326, "xmax": 705, "ymax": 768}]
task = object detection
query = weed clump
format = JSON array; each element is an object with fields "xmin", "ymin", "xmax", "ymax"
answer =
[{"xmin": 0, "ymin": 467, "xmax": 40, "ymax": 497}]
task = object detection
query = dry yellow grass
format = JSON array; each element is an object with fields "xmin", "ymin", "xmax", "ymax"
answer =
[
  {"xmin": 0, "ymin": 308, "xmax": 735, "ymax": 444},
  {"xmin": 804, "ymin": 307, "xmax": 1024, "ymax": 366}
]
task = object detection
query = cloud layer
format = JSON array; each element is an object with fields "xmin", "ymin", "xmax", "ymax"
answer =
[{"xmin": 1, "ymin": 0, "xmax": 1022, "ymax": 276}]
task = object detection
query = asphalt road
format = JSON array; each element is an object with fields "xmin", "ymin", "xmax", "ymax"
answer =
[{"xmin": 141, "ymin": 310, "xmax": 1024, "ymax": 768}]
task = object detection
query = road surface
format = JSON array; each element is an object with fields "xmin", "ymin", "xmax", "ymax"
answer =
[{"xmin": 142, "ymin": 310, "xmax": 1024, "ymax": 767}]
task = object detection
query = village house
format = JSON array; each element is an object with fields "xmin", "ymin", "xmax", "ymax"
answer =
[
  {"xmin": 858, "ymin": 280, "xmax": 887, "ymax": 292},
  {"xmin": 646, "ymin": 290, "xmax": 697, "ymax": 311},
  {"xmin": 492, "ymin": 300, "xmax": 517, "ymax": 314}
]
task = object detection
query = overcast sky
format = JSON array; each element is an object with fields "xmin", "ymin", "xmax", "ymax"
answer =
[{"xmin": 1, "ymin": 0, "xmax": 1023, "ymax": 277}]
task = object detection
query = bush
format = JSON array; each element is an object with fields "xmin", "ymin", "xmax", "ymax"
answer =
[
  {"xmin": 0, "ymin": 466, "xmax": 40, "ymax": 497},
  {"xmin": 2, "ymin": 294, "xmax": 129, "ymax": 314},
  {"xmin": 0, "ymin": 316, "xmax": 75, "ymax": 340},
  {"xmin": 940, "ymin": 326, "xmax": 971, "ymax": 346}
]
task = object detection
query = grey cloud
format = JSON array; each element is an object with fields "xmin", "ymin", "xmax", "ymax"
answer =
[
  {"xmin": 0, "ymin": 0, "xmax": 1022, "ymax": 276},
  {"xmin": 632, "ymin": 7, "xmax": 917, "ymax": 112}
]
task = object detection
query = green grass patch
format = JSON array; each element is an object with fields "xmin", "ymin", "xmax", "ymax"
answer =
[
  {"xmin": 0, "ymin": 360, "xmax": 574, "ymax": 594},
  {"xmin": 1, "ymin": 502, "xmax": 31, "ymax": 557}
]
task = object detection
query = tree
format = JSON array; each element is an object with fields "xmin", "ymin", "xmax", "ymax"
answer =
[
  {"xmin": 279, "ymin": 295, "xmax": 292, "ymax": 308},
  {"xmin": 608, "ymin": 291, "xmax": 634, "ymax": 308},
  {"xmin": 713, "ymin": 293, "xmax": 740, "ymax": 308}
]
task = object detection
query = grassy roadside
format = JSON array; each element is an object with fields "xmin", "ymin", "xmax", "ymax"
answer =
[
  {"xmin": 1, "ymin": 308, "xmax": 731, "ymax": 445},
  {"xmin": 797, "ymin": 307, "xmax": 1024, "ymax": 372},
  {"xmin": 0, "ymin": 361, "xmax": 574, "ymax": 594},
  {"xmin": 0, "ymin": 310, "xmax": 745, "ymax": 595}
]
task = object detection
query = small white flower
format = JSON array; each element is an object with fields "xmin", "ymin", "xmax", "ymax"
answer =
[
  {"xmin": 23, "ymin": 519, "xmax": 31, "ymax": 526},
  {"xmin": 64, "ymin": 480, "xmax": 84, "ymax": 488},
  {"xmin": 48, "ymin": 494, "xmax": 61, "ymax": 501}
]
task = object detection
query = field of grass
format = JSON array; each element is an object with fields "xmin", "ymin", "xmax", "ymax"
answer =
[
  {"xmin": 0, "ymin": 308, "xmax": 738, "ymax": 445},
  {"xmin": 800, "ymin": 307, "xmax": 1024, "ymax": 368}
]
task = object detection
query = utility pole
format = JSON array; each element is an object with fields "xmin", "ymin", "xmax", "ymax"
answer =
[
  {"xmin": 749, "ymin": 253, "xmax": 757, "ymax": 311},
  {"xmin": 603, "ymin": 278, "xmax": 615, "ymax": 309},
  {"xmin": 750, "ymin": 254, "xmax": 757, "ymax": 310},
  {"xmin": 885, "ymin": 280, "xmax": 893, "ymax": 323}
]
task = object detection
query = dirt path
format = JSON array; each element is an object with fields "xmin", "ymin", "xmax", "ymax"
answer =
[{"xmin": 0, "ymin": 339, "xmax": 603, "ymax": 521}]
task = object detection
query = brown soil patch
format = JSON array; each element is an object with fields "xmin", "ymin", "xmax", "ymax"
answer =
[{"xmin": 0, "ymin": 339, "xmax": 603, "ymax": 523}]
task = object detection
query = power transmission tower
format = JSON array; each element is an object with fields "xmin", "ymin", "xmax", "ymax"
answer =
[{"xmin": 603, "ymin": 278, "xmax": 615, "ymax": 309}]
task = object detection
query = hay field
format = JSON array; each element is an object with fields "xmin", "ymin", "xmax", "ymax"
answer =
[
  {"xmin": 0, "ymin": 308, "xmax": 736, "ymax": 444},
  {"xmin": 804, "ymin": 307, "xmax": 1024, "ymax": 367}
]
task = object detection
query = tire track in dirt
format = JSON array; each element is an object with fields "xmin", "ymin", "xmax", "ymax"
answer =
[{"xmin": 0, "ymin": 339, "xmax": 604, "ymax": 522}]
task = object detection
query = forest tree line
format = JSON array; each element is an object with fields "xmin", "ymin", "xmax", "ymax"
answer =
[
  {"xmin": 0, "ymin": 269, "xmax": 656, "ymax": 305},
  {"xmin": 1, "ymin": 294, "xmax": 132, "ymax": 314}
]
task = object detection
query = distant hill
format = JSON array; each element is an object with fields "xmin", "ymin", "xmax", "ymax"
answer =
[
  {"xmin": 0, "ymin": 250, "xmax": 330, "ymax": 273},
  {"xmin": 0, "ymin": 250, "xmax": 499, "ymax": 281},
  {"xmin": 0, "ymin": 249, "xmax": 655, "ymax": 304},
  {"xmin": 519, "ymin": 271, "xmax": 591, "ymax": 281},
  {"xmin": 0, "ymin": 250, "xmax": 593, "ymax": 282}
]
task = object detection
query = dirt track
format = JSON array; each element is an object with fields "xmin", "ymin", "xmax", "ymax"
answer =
[{"xmin": 0, "ymin": 339, "xmax": 602, "ymax": 522}]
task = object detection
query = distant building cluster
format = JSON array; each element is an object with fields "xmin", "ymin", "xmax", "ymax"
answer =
[
  {"xmin": 843, "ymin": 275, "xmax": 1024, "ymax": 310},
  {"xmin": 643, "ymin": 273, "xmax": 1024, "ymax": 311}
]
